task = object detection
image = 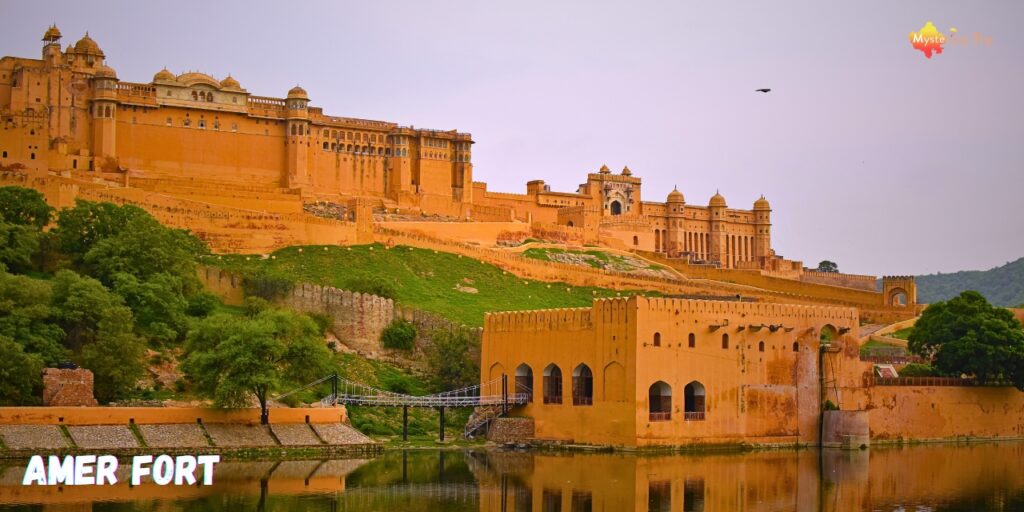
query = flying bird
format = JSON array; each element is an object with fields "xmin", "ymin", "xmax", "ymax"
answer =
[{"xmin": 755, "ymin": 88, "xmax": 771, "ymax": 93}]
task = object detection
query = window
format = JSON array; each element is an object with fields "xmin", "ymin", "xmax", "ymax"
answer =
[
  {"xmin": 30, "ymin": 153, "xmax": 35, "ymax": 160},
  {"xmin": 649, "ymin": 480, "xmax": 671, "ymax": 512},
  {"xmin": 516, "ymin": 364, "xmax": 533, "ymax": 403},
  {"xmin": 649, "ymin": 381, "xmax": 671, "ymax": 421},
  {"xmin": 572, "ymin": 364, "xmax": 593, "ymax": 406},
  {"xmin": 793, "ymin": 342, "xmax": 799, "ymax": 352},
  {"xmin": 721, "ymin": 333, "xmax": 729, "ymax": 349},
  {"xmin": 323, "ymin": 142, "xmax": 329, "ymax": 150},
  {"xmin": 684, "ymin": 381, "xmax": 706, "ymax": 420},
  {"xmin": 72, "ymin": 159, "xmax": 77, "ymax": 169},
  {"xmin": 632, "ymin": 235, "xmax": 639, "ymax": 245},
  {"xmin": 688, "ymin": 333, "xmax": 696, "ymax": 348},
  {"xmin": 543, "ymin": 364, "xmax": 562, "ymax": 404},
  {"xmin": 231, "ymin": 123, "xmax": 237, "ymax": 132},
  {"xmin": 1, "ymin": 151, "xmax": 6, "ymax": 158},
  {"xmin": 653, "ymin": 332, "xmax": 661, "ymax": 347},
  {"xmin": 758, "ymin": 341, "xmax": 765, "ymax": 352},
  {"xmin": 166, "ymin": 117, "xmax": 172, "ymax": 126},
  {"xmin": 571, "ymin": 490, "xmax": 592, "ymax": 512},
  {"xmin": 198, "ymin": 120, "xmax": 206, "ymax": 129},
  {"xmin": 543, "ymin": 489, "xmax": 562, "ymax": 512}
]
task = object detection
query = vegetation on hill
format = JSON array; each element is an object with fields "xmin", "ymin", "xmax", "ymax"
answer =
[
  {"xmin": 915, "ymin": 257, "xmax": 1024, "ymax": 307},
  {"xmin": 0, "ymin": 187, "xmax": 214, "ymax": 404},
  {"xmin": 212, "ymin": 244, "xmax": 658, "ymax": 327},
  {"xmin": 909, "ymin": 291, "xmax": 1024, "ymax": 389}
]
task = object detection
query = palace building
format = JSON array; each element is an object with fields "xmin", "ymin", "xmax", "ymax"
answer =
[{"xmin": 0, "ymin": 26, "xmax": 795, "ymax": 270}]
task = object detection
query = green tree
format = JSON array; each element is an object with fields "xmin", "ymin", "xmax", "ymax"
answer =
[
  {"xmin": 111, "ymin": 272, "xmax": 189, "ymax": 343},
  {"xmin": 0, "ymin": 222, "xmax": 41, "ymax": 273},
  {"xmin": 182, "ymin": 308, "xmax": 332, "ymax": 423},
  {"xmin": 909, "ymin": 291, "xmax": 1024, "ymax": 389},
  {"xmin": 816, "ymin": 260, "xmax": 839, "ymax": 273},
  {"xmin": 0, "ymin": 335, "xmax": 44, "ymax": 405},
  {"xmin": 83, "ymin": 215, "xmax": 205, "ymax": 291},
  {"xmin": 0, "ymin": 186, "xmax": 53, "ymax": 229},
  {"xmin": 380, "ymin": 319, "xmax": 417, "ymax": 350},
  {"xmin": 425, "ymin": 329, "xmax": 479, "ymax": 391},
  {"xmin": 51, "ymin": 200, "xmax": 149, "ymax": 263},
  {"xmin": 0, "ymin": 269, "xmax": 66, "ymax": 364},
  {"xmin": 78, "ymin": 310, "xmax": 146, "ymax": 403},
  {"xmin": 51, "ymin": 270, "xmax": 133, "ymax": 351}
]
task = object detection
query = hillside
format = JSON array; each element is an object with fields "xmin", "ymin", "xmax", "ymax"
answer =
[
  {"xmin": 211, "ymin": 244, "xmax": 659, "ymax": 327},
  {"xmin": 915, "ymin": 257, "xmax": 1024, "ymax": 307}
]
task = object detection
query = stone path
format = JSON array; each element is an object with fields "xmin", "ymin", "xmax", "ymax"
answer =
[
  {"xmin": 313, "ymin": 423, "xmax": 373, "ymax": 445},
  {"xmin": 203, "ymin": 424, "xmax": 277, "ymax": 447},
  {"xmin": 0, "ymin": 425, "xmax": 68, "ymax": 449},
  {"xmin": 271, "ymin": 424, "xmax": 323, "ymax": 446},
  {"xmin": 138, "ymin": 424, "xmax": 210, "ymax": 448},
  {"xmin": 66, "ymin": 426, "xmax": 139, "ymax": 449}
]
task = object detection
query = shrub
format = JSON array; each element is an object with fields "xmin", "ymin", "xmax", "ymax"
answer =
[
  {"xmin": 823, "ymin": 400, "xmax": 838, "ymax": 411},
  {"xmin": 307, "ymin": 312, "xmax": 333, "ymax": 336},
  {"xmin": 185, "ymin": 292, "xmax": 220, "ymax": 317},
  {"xmin": 344, "ymin": 277, "xmax": 396, "ymax": 299},
  {"xmin": 241, "ymin": 270, "xmax": 295, "ymax": 301},
  {"xmin": 380, "ymin": 319, "xmax": 416, "ymax": 351},
  {"xmin": 243, "ymin": 297, "xmax": 270, "ymax": 317},
  {"xmin": 899, "ymin": 363, "xmax": 938, "ymax": 377}
]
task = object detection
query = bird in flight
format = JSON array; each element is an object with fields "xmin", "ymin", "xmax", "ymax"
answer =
[{"xmin": 755, "ymin": 88, "xmax": 771, "ymax": 93}]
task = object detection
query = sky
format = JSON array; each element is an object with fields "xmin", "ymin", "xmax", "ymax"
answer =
[{"xmin": 2, "ymin": 1, "xmax": 1022, "ymax": 276}]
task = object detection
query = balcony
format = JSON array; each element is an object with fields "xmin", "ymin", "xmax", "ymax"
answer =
[
  {"xmin": 684, "ymin": 412, "xmax": 706, "ymax": 421},
  {"xmin": 649, "ymin": 412, "xmax": 671, "ymax": 422}
]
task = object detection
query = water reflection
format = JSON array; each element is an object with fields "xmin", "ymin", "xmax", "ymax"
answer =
[{"xmin": 1, "ymin": 443, "xmax": 1023, "ymax": 511}]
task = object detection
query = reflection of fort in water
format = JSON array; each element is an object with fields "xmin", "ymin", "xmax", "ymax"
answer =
[{"xmin": 2, "ymin": 444, "xmax": 1024, "ymax": 511}]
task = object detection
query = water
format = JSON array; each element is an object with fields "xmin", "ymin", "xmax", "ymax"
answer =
[{"xmin": 2, "ymin": 443, "xmax": 1024, "ymax": 511}]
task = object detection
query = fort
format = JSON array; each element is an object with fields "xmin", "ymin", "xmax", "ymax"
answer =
[{"xmin": 2, "ymin": 26, "xmax": 1022, "ymax": 453}]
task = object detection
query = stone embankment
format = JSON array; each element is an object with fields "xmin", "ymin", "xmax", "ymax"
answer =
[{"xmin": 0, "ymin": 407, "xmax": 378, "ymax": 459}]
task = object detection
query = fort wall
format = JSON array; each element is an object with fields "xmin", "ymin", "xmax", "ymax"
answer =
[
  {"xmin": 0, "ymin": 406, "xmax": 346, "ymax": 425},
  {"xmin": 799, "ymin": 270, "xmax": 878, "ymax": 292}
]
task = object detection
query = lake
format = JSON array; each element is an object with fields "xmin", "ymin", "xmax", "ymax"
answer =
[{"xmin": 2, "ymin": 443, "xmax": 1023, "ymax": 511}]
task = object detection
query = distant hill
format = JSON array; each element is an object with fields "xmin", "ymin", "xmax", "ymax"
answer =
[{"xmin": 914, "ymin": 257, "xmax": 1024, "ymax": 307}]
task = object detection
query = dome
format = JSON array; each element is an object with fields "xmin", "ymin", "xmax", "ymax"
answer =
[
  {"xmin": 153, "ymin": 68, "xmax": 176, "ymax": 83},
  {"xmin": 709, "ymin": 191, "xmax": 727, "ymax": 208},
  {"xmin": 177, "ymin": 72, "xmax": 220, "ymax": 88},
  {"xmin": 73, "ymin": 33, "xmax": 103, "ymax": 56},
  {"xmin": 42, "ymin": 25, "xmax": 62, "ymax": 42},
  {"xmin": 598, "ymin": 164, "xmax": 610, "ymax": 174},
  {"xmin": 667, "ymin": 187, "xmax": 685, "ymax": 203},
  {"xmin": 94, "ymin": 65, "xmax": 117, "ymax": 79},
  {"xmin": 621, "ymin": 166, "xmax": 632, "ymax": 176},
  {"xmin": 753, "ymin": 195, "xmax": 771, "ymax": 210},
  {"xmin": 220, "ymin": 75, "xmax": 241, "ymax": 89},
  {"xmin": 287, "ymin": 85, "xmax": 309, "ymax": 100}
]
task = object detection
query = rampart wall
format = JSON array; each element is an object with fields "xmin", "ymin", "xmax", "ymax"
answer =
[{"xmin": 799, "ymin": 270, "xmax": 878, "ymax": 292}]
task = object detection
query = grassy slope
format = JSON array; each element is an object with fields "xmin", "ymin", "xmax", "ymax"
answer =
[
  {"xmin": 210, "ymin": 244, "xmax": 657, "ymax": 327},
  {"xmin": 915, "ymin": 257, "xmax": 1024, "ymax": 307}
]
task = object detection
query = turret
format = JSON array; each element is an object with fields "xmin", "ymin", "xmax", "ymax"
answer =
[
  {"xmin": 708, "ymin": 191, "xmax": 727, "ymax": 265},
  {"xmin": 753, "ymin": 195, "xmax": 772, "ymax": 264},
  {"xmin": 91, "ymin": 64, "xmax": 119, "ymax": 160},
  {"xmin": 42, "ymin": 25, "xmax": 62, "ymax": 66},
  {"xmin": 665, "ymin": 187, "xmax": 685, "ymax": 255},
  {"xmin": 285, "ymin": 85, "xmax": 310, "ymax": 188}
]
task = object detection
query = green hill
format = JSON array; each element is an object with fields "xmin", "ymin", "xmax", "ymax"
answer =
[
  {"xmin": 211, "ymin": 244, "xmax": 659, "ymax": 327},
  {"xmin": 915, "ymin": 257, "xmax": 1024, "ymax": 307}
]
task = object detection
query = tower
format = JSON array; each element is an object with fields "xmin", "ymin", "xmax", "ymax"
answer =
[
  {"xmin": 42, "ymin": 25, "xmax": 62, "ymax": 66},
  {"xmin": 882, "ymin": 276, "xmax": 917, "ymax": 308},
  {"xmin": 708, "ymin": 191, "xmax": 727, "ymax": 266},
  {"xmin": 752, "ymin": 195, "xmax": 772, "ymax": 266},
  {"xmin": 91, "ymin": 64, "xmax": 119, "ymax": 162},
  {"xmin": 665, "ymin": 187, "xmax": 685, "ymax": 256},
  {"xmin": 285, "ymin": 85, "xmax": 310, "ymax": 189}
]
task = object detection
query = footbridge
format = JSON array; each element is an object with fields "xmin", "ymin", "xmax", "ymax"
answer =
[{"xmin": 275, "ymin": 374, "xmax": 530, "ymax": 441}]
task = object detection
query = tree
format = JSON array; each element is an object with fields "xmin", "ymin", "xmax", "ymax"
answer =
[
  {"xmin": 425, "ymin": 329, "xmax": 479, "ymax": 391},
  {"xmin": 909, "ymin": 291, "xmax": 1024, "ymax": 389},
  {"xmin": 50, "ymin": 270, "xmax": 133, "ymax": 351},
  {"xmin": 111, "ymin": 272, "xmax": 189, "ymax": 344},
  {"xmin": 0, "ymin": 335, "xmax": 44, "ymax": 405},
  {"xmin": 182, "ymin": 308, "xmax": 332, "ymax": 424},
  {"xmin": 0, "ymin": 186, "xmax": 52, "ymax": 229},
  {"xmin": 79, "ymin": 310, "xmax": 146, "ymax": 403},
  {"xmin": 816, "ymin": 260, "xmax": 839, "ymax": 273},
  {"xmin": 0, "ymin": 222, "xmax": 41, "ymax": 273},
  {"xmin": 51, "ymin": 201, "xmax": 149, "ymax": 263},
  {"xmin": 0, "ymin": 268, "xmax": 66, "ymax": 364},
  {"xmin": 83, "ymin": 215, "xmax": 206, "ymax": 292}
]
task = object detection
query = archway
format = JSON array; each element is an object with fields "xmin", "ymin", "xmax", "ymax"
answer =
[
  {"xmin": 543, "ymin": 364, "xmax": 563, "ymax": 404},
  {"xmin": 684, "ymin": 381, "xmax": 706, "ymax": 420},
  {"xmin": 888, "ymin": 288, "xmax": 909, "ymax": 307},
  {"xmin": 488, "ymin": 362, "xmax": 505, "ymax": 382},
  {"xmin": 567, "ymin": 220, "xmax": 574, "ymax": 228},
  {"xmin": 820, "ymin": 324, "xmax": 838, "ymax": 343},
  {"xmin": 515, "ymin": 363, "xmax": 533, "ymax": 403},
  {"xmin": 603, "ymin": 362, "xmax": 625, "ymax": 402},
  {"xmin": 649, "ymin": 381, "xmax": 672, "ymax": 421},
  {"xmin": 572, "ymin": 364, "xmax": 593, "ymax": 405},
  {"xmin": 610, "ymin": 200, "xmax": 622, "ymax": 215}
]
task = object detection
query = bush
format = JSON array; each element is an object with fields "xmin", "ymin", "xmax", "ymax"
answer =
[
  {"xmin": 899, "ymin": 363, "xmax": 938, "ymax": 377},
  {"xmin": 307, "ymin": 312, "xmax": 333, "ymax": 336},
  {"xmin": 426, "ymin": 329, "xmax": 479, "ymax": 391},
  {"xmin": 380, "ymin": 319, "xmax": 416, "ymax": 351},
  {"xmin": 185, "ymin": 292, "xmax": 220, "ymax": 317},
  {"xmin": 241, "ymin": 270, "xmax": 295, "ymax": 301},
  {"xmin": 243, "ymin": 297, "xmax": 271, "ymax": 317},
  {"xmin": 823, "ymin": 400, "xmax": 838, "ymax": 411},
  {"xmin": 344, "ymin": 277, "xmax": 396, "ymax": 299}
]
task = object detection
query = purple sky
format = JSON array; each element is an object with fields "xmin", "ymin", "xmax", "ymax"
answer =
[{"xmin": 3, "ymin": 1, "xmax": 1022, "ymax": 276}]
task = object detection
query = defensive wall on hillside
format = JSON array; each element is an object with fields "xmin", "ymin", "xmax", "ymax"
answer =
[{"xmin": 197, "ymin": 266, "xmax": 481, "ymax": 359}]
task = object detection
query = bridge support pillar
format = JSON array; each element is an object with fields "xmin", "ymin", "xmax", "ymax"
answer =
[
  {"xmin": 402, "ymin": 405, "xmax": 409, "ymax": 441},
  {"xmin": 439, "ymin": 406, "xmax": 446, "ymax": 442}
]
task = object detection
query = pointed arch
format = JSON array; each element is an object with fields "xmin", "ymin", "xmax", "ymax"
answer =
[
  {"xmin": 543, "ymin": 364, "xmax": 563, "ymax": 404},
  {"xmin": 649, "ymin": 381, "xmax": 672, "ymax": 421},
  {"xmin": 603, "ymin": 362, "xmax": 625, "ymax": 402},
  {"xmin": 684, "ymin": 381, "xmax": 706, "ymax": 420},
  {"xmin": 572, "ymin": 364, "xmax": 593, "ymax": 406},
  {"xmin": 515, "ymin": 363, "xmax": 533, "ymax": 403}
]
